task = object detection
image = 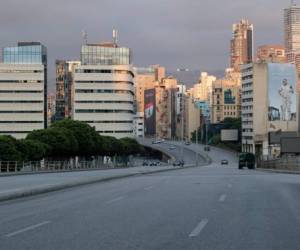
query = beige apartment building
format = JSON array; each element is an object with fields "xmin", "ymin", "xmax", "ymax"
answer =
[
  {"xmin": 211, "ymin": 79, "xmax": 241, "ymax": 124},
  {"xmin": 192, "ymin": 72, "xmax": 216, "ymax": 101},
  {"xmin": 241, "ymin": 62, "xmax": 298, "ymax": 157},
  {"xmin": 134, "ymin": 65, "xmax": 165, "ymax": 113},
  {"xmin": 183, "ymin": 94, "xmax": 201, "ymax": 140}
]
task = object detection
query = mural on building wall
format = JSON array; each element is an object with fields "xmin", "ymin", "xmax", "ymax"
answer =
[
  {"xmin": 268, "ymin": 63, "xmax": 297, "ymax": 121},
  {"xmin": 144, "ymin": 89, "xmax": 156, "ymax": 135}
]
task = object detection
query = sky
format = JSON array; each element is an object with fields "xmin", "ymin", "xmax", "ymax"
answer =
[{"xmin": 0, "ymin": 0, "xmax": 295, "ymax": 91}]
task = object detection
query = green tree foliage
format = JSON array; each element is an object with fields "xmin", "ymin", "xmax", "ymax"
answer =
[
  {"xmin": 0, "ymin": 136, "xmax": 22, "ymax": 161},
  {"xmin": 51, "ymin": 119, "xmax": 98, "ymax": 156},
  {"xmin": 17, "ymin": 139, "xmax": 49, "ymax": 161},
  {"xmin": 26, "ymin": 127, "xmax": 78, "ymax": 158},
  {"xmin": 119, "ymin": 137, "xmax": 142, "ymax": 155}
]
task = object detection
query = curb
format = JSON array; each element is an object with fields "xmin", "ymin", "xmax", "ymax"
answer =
[
  {"xmin": 0, "ymin": 163, "xmax": 209, "ymax": 203},
  {"xmin": 257, "ymin": 168, "xmax": 300, "ymax": 175}
]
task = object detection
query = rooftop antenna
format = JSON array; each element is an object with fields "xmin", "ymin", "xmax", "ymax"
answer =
[
  {"xmin": 113, "ymin": 29, "xmax": 118, "ymax": 47},
  {"xmin": 82, "ymin": 30, "xmax": 88, "ymax": 45}
]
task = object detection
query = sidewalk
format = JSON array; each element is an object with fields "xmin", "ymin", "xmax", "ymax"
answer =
[
  {"xmin": 257, "ymin": 168, "xmax": 300, "ymax": 175},
  {"xmin": 0, "ymin": 165, "xmax": 198, "ymax": 202}
]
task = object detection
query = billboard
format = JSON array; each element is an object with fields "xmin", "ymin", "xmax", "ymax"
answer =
[
  {"xmin": 144, "ymin": 89, "xmax": 156, "ymax": 136},
  {"xmin": 221, "ymin": 129, "xmax": 238, "ymax": 142},
  {"xmin": 281, "ymin": 137, "xmax": 300, "ymax": 154},
  {"xmin": 268, "ymin": 64, "xmax": 297, "ymax": 122}
]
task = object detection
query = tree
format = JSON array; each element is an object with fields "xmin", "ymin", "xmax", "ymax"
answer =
[
  {"xmin": 51, "ymin": 119, "xmax": 98, "ymax": 156},
  {"xmin": 119, "ymin": 138, "xmax": 142, "ymax": 155},
  {"xmin": 17, "ymin": 139, "xmax": 49, "ymax": 161},
  {"xmin": 0, "ymin": 136, "xmax": 22, "ymax": 161},
  {"xmin": 26, "ymin": 127, "xmax": 78, "ymax": 158}
]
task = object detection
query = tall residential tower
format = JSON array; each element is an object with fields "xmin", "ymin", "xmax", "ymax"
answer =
[{"xmin": 230, "ymin": 19, "xmax": 254, "ymax": 72}]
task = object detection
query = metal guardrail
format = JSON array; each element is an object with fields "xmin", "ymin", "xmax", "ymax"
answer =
[{"xmin": 0, "ymin": 160, "xmax": 131, "ymax": 174}]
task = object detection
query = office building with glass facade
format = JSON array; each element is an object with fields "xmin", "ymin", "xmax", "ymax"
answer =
[
  {"xmin": 0, "ymin": 42, "xmax": 47, "ymax": 139},
  {"xmin": 74, "ymin": 43, "xmax": 134, "ymax": 138}
]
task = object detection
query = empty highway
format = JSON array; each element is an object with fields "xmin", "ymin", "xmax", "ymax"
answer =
[{"xmin": 1, "ymin": 146, "xmax": 300, "ymax": 250}]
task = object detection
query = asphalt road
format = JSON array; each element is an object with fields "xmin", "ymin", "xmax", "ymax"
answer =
[{"xmin": 1, "ymin": 148, "xmax": 300, "ymax": 250}]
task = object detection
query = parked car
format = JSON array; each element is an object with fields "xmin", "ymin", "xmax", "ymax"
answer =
[
  {"xmin": 185, "ymin": 141, "xmax": 191, "ymax": 146},
  {"xmin": 221, "ymin": 159, "xmax": 228, "ymax": 165},
  {"xmin": 169, "ymin": 145, "xmax": 176, "ymax": 150},
  {"xmin": 204, "ymin": 146, "xmax": 210, "ymax": 151},
  {"xmin": 142, "ymin": 161, "xmax": 149, "ymax": 166},
  {"xmin": 239, "ymin": 153, "xmax": 255, "ymax": 169},
  {"xmin": 173, "ymin": 160, "xmax": 184, "ymax": 167},
  {"xmin": 150, "ymin": 162, "xmax": 158, "ymax": 166}
]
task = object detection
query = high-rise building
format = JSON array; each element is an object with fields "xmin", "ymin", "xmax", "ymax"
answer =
[
  {"xmin": 0, "ymin": 42, "xmax": 47, "ymax": 138},
  {"xmin": 74, "ymin": 39, "xmax": 134, "ymax": 139},
  {"xmin": 55, "ymin": 60, "xmax": 80, "ymax": 120},
  {"xmin": 257, "ymin": 45, "xmax": 286, "ymax": 63},
  {"xmin": 241, "ymin": 62, "xmax": 298, "ymax": 157},
  {"xmin": 284, "ymin": 3, "xmax": 300, "ymax": 63},
  {"xmin": 47, "ymin": 93, "xmax": 55, "ymax": 126},
  {"xmin": 230, "ymin": 19, "xmax": 253, "ymax": 72},
  {"xmin": 134, "ymin": 65, "xmax": 165, "ymax": 113}
]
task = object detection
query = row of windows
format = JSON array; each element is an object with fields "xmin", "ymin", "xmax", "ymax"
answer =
[
  {"xmin": 75, "ymin": 69, "xmax": 134, "ymax": 77},
  {"xmin": 75, "ymin": 109, "xmax": 133, "ymax": 114},
  {"xmin": 97, "ymin": 130, "xmax": 133, "ymax": 134},
  {"xmin": 75, "ymin": 101, "xmax": 133, "ymax": 104},
  {"xmin": 224, "ymin": 112, "xmax": 236, "ymax": 116},
  {"xmin": 242, "ymin": 90, "xmax": 253, "ymax": 95},
  {"xmin": 75, "ymin": 89, "xmax": 134, "ymax": 95},
  {"xmin": 0, "ymin": 70, "xmax": 42, "ymax": 73},
  {"xmin": 0, "ymin": 90, "xmax": 42, "ymax": 93},
  {"xmin": 0, "ymin": 80, "xmax": 43, "ymax": 83},
  {"xmin": 0, "ymin": 121, "xmax": 43, "ymax": 123},
  {"xmin": 0, "ymin": 111, "xmax": 43, "ymax": 113},
  {"xmin": 75, "ymin": 81, "xmax": 134, "ymax": 85},
  {"xmin": 242, "ymin": 75, "xmax": 253, "ymax": 81},
  {"xmin": 242, "ymin": 98, "xmax": 253, "ymax": 103},
  {"xmin": 0, "ymin": 101, "xmax": 43, "ymax": 103},
  {"xmin": 242, "ymin": 83, "xmax": 252, "ymax": 88},
  {"xmin": 224, "ymin": 106, "xmax": 236, "ymax": 110},
  {"xmin": 85, "ymin": 121, "xmax": 133, "ymax": 124}
]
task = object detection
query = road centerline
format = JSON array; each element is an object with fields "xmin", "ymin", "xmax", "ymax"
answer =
[
  {"xmin": 189, "ymin": 219, "xmax": 209, "ymax": 237},
  {"xmin": 5, "ymin": 221, "xmax": 51, "ymax": 238},
  {"xmin": 105, "ymin": 196, "xmax": 124, "ymax": 204}
]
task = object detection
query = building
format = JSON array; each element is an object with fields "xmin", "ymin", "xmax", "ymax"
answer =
[
  {"xmin": 144, "ymin": 76, "xmax": 178, "ymax": 139},
  {"xmin": 211, "ymin": 79, "xmax": 241, "ymax": 124},
  {"xmin": 241, "ymin": 62, "xmax": 298, "ymax": 157},
  {"xmin": 134, "ymin": 65, "xmax": 165, "ymax": 113},
  {"xmin": 257, "ymin": 45, "xmax": 286, "ymax": 63},
  {"xmin": 284, "ymin": 3, "xmax": 300, "ymax": 63},
  {"xmin": 55, "ymin": 60, "xmax": 80, "ymax": 120},
  {"xmin": 133, "ymin": 112, "xmax": 144, "ymax": 138},
  {"xmin": 230, "ymin": 19, "xmax": 254, "ymax": 72},
  {"xmin": 183, "ymin": 94, "xmax": 201, "ymax": 140},
  {"xmin": 47, "ymin": 93, "xmax": 55, "ymax": 126},
  {"xmin": 193, "ymin": 72, "xmax": 216, "ymax": 101},
  {"xmin": 74, "ymin": 39, "xmax": 134, "ymax": 139},
  {"xmin": 0, "ymin": 42, "xmax": 47, "ymax": 139}
]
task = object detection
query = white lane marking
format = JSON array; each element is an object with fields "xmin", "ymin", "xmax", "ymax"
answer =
[
  {"xmin": 219, "ymin": 194, "xmax": 227, "ymax": 202},
  {"xmin": 5, "ymin": 221, "xmax": 51, "ymax": 237},
  {"xmin": 105, "ymin": 196, "xmax": 124, "ymax": 204},
  {"xmin": 144, "ymin": 186, "xmax": 153, "ymax": 191},
  {"xmin": 189, "ymin": 219, "xmax": 209, "ymax": 237}
]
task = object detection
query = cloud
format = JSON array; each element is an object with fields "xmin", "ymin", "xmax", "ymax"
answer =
[{"xmin": 0, "ymin": 0, "xmax": 292, "ymax": 90}]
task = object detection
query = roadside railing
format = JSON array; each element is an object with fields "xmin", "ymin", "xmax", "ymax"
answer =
[
  {"xmin": 0, "ymin": 159, "xmax": 133, "ymax": 174},
  {"xmin": 257, "ymin": 157, "xmax": 300, "ymax": 170}
]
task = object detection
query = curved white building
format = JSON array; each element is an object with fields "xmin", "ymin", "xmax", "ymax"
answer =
[{"xmin": 74, "ymin": 43, "xmax": 134, "ymax": 138}]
